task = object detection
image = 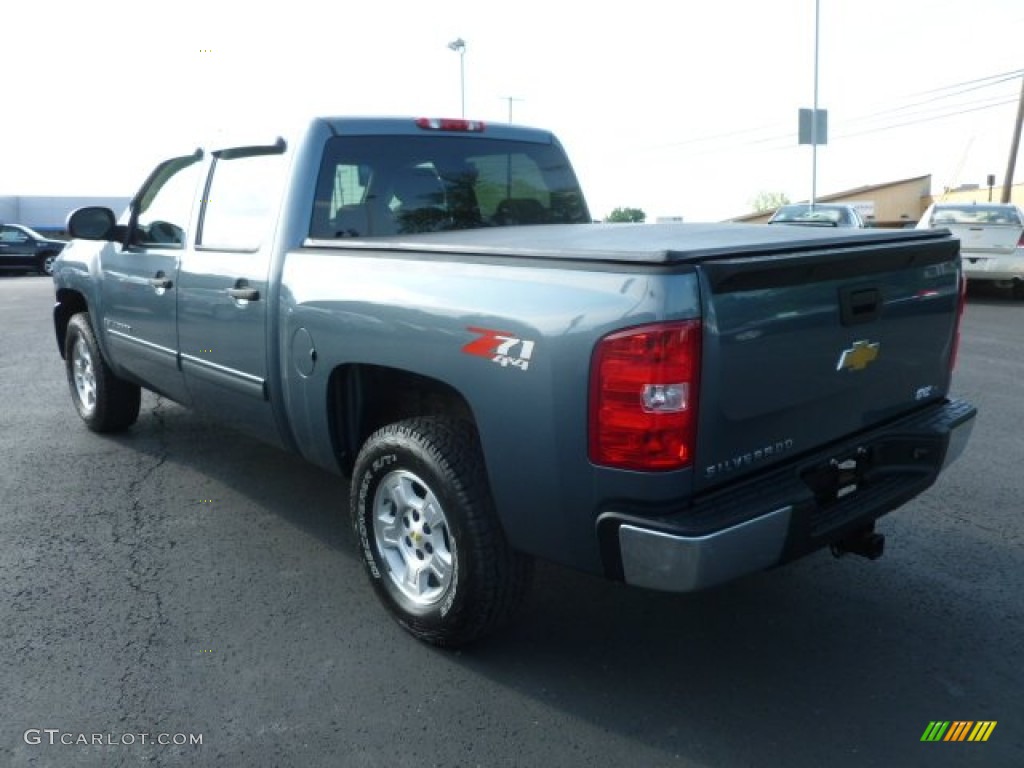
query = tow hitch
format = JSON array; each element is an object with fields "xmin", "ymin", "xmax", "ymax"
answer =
[{"xmin": 831, "ymin": 525, "xmax": 885, "ymax": 560}]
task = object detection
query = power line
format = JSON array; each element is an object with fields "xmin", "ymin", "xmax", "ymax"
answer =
[
  {"xmin": 912, "ymin": 68, "xmax": 1023, "ymax": 96},
  {"xmin": 833, "ymin": 97, "xmax": 1018, "ymax": 140},
  {"xmin": 835, "ymin": 69, "xmax": 1022, "ymax": 125},
  {"xmin": 622, "ymin": 69, "xmax": 1022, "ymax": 160}
]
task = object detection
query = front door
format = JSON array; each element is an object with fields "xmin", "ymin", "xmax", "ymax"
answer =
[{"xmin": 98, "ymin": 153, "xmax": 204, "ymax": 404}]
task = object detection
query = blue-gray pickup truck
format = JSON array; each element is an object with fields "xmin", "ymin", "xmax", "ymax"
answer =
[{"xmin": 53, "ymin": 116, "xmax": 976, "ymax": 646}]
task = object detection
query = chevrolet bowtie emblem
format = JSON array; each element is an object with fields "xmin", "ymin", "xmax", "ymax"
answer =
[{"xmin": 837, "ymin": 340, "xmax": 880, "ymax": 372}]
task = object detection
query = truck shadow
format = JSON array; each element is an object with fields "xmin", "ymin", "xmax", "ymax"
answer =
[
  {"xmin": 107, "ymin": 393, "xmax": 355, "ymax": 551},
  {"xmin": 965, "ymin": 282, "xmax": 1023, "ymax": 304},
  {"xmin": 465, "ymin": 539, "xmax": 1021, "ymax": 766}
]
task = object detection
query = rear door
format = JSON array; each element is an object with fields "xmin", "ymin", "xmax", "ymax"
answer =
[
  {"xmin": 693, "ymin": 234, "xmax": 961, "ymax": 492},
  {"xmin": 98, "ymin": 152, "xmax": 204, "ymax": 403},
  {"xmin": 177, "ymin": 141, "xmax": 288, "ymax": 447}
]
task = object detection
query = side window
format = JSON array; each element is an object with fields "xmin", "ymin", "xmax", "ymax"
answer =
[
  {"xmin": 198, "ymin": 150, "xmax": 286, "ymax": 251},
  {"xmin": 0, "ymin": 226, "xmax": 30, "ymax": 244},
  {"xmin": 134, "ymin": 156, "xmax": 203, "ymax": 248}
]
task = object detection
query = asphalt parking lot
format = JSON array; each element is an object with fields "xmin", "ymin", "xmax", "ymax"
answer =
[{"xmin": 1, "ymin": 275, "xmax": 1021, "ymax": 768}]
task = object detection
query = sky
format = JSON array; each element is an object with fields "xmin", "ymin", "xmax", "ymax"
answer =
[{"xmin": 4, "ymin": 0, "xmax": 1023, "ymax": 222}]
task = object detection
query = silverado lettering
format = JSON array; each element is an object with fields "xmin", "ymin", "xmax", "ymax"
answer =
[{"xmin": 704, "ymin": 439, "xmax": 796, "ymax": 477}]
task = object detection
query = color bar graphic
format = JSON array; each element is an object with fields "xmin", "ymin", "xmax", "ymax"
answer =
[
  {"xmin": 921, "ymin": 721, "xmax": 996, "ymax": 742},
  {"xmin": 967, "ymin": 722, "xmax": 997, "ymax": 742},
  {"xmin": 921, "ymin": 721, "xmax": 949, "ymax": 742}
]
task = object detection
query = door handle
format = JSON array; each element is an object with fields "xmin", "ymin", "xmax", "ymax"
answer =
[
  {"xmin": 839, "ymin": 284, "xmax": 882, "ymax": 326},
  {"xmin": 227, "ymin": 287, "xmax": 260, "ymax": 301},
  {"xmin": 148, "ymin": 273, "xmax": 173, "ymax": 290}
]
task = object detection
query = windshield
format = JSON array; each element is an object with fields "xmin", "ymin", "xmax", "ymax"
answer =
[
  {"xmin": 770, "ymin": 205, "xmax": 853, "ymax": 226},
  {"xmin": 6, "ymin": 224, "xmax": 48, "ymax": 240}
]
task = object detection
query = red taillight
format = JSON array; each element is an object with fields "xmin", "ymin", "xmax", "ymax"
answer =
[
  {"xmin": 950, "ymin": 274, "xmax": 967, "ymax": 371},
  {"xmin": 415, "ymin": 117, "xmax": 485, "ymax": 132},
  {"xmin": 589, "ymin": 320, "xmax": 701, "ymax": 471}
]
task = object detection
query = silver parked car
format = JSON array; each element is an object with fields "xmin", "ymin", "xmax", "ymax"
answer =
[
  {"xmin": 768, "ymin": 203, "xmax": 867, "ymax": 228},
  {"xmin": 917, "ymin": 202, "xmax": 1024, "ymax": 298}
]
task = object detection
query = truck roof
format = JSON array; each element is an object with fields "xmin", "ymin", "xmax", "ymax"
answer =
[{"xmin": 320, "ymin": 116, "xmax": 558, "ymax": 144}]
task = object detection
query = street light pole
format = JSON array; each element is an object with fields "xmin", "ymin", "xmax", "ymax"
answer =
[
  {"xmin": 811, "ymin": 0, "xmax": 820, "ymax": 207},
  {"xmin": 447, "ymin": 38, "xmax": 466, "ymax": 117}
]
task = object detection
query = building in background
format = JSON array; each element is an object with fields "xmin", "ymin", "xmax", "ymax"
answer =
[
  {"xmin": 937, "ymin": 181, "xmax": 1024, "ymax": 207},
  {"xmin": 0, "ymin": 196, "xmax": 131, "ymax": 238},
  {"xmin": 732, "ymin": 175, "xmax": 933, "ymax": 228}
]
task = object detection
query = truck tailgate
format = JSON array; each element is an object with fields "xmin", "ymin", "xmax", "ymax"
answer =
[{"xmin": 693, "ymin": 235, "xmax": 961, "ymax": 493}]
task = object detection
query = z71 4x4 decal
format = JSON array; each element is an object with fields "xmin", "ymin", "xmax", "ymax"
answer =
[{"xmin": 462, "ymin": 327, "xmax": 536, "ymax": 371}]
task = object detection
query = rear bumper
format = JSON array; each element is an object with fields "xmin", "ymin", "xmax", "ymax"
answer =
[
  {"xmin": 599, "ymin": 398, "xmax": 976, "ymax": 592},
  {"xmin": 962, "ymin": 253, "xmax": 1024, "ymax": 282}
]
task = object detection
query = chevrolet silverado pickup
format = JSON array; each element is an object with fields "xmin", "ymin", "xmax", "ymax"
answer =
[{"xmin": 52, "ymin": 116, "xmax": 976, "ymax": 646}]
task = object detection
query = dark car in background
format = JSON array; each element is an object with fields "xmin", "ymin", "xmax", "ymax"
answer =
[
  {"xmin": 768, "ymin": 203, "xmax": 868, "ymax": 228},
  {"xmin": 0, "ymin": 224, "xmax": 66, "ymax": 276}
]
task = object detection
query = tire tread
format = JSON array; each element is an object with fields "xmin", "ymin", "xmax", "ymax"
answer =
[
  {"xmin": 352, "ymin": 417, "xmax": 532, "ymax": 647},
  {"xmin": 65, "ymin": 312, "xmax": 141, "ymax": 432}
]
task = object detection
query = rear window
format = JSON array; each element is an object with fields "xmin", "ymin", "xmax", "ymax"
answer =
[
  {"xmin": 930, "ymin": 205, "xmax": 1022, "ymax": 226},
  {"xmin": 309, "ymin": 135, "xmax": 589, "ymax": 238},
  {"xmin": 770, "ymin": 205, "xmax": 851, "ymax": 226}
]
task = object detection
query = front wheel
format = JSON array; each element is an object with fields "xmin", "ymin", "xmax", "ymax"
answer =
[
  {"xmin": 39, "ymin": 252, "xmax": 59, "ymax": 276},
  {"xmin": 64, "ymin": 313, "xmax": 141, "ymax": 432},
  {"xmin": 351, "ymin": 417, "xmax": 533, "ymax": 647}
]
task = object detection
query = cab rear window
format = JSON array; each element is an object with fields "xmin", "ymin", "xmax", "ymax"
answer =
[{"xmin": 309, "ymin": 135, "xmax": 589, "ymax": 238}]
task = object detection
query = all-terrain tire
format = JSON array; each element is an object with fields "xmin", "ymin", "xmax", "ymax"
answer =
[
  {"xmin": 350, "ymin": 417, "xmax": 533, "ymax": 647},
  {"xmin": 64, "ymin": 313, "xmax": 141, "ymax": 432}
]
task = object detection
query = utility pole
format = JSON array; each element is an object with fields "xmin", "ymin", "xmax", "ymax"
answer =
[
  {"xmin": 1001, "ymin": 73, "xmax": 1024, "ymax": 203},
  {"xmin": 501, "ymin": 96, "xmax": 523, "ymax": 123}
]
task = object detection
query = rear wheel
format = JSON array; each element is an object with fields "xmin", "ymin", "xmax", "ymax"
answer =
[
  {"xmin": 64, "ymin": 313, "xmax": 141, "ymax": 432},
  {"xmin": 351, "ymin": 417, "xmax": 532, "ymax": 647}
]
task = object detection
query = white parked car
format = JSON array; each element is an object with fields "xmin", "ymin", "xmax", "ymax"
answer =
[{"xmin": 917, "ymin": 202, "xmax": 1024, "ymax": 298}]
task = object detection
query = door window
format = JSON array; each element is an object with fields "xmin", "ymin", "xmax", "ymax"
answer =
[
  {"xmin": 133, "ymin": 153, "xmax": 204, "ymax": 248},
  {"xmin": 0, "ymin": 226, "xmax": 30, "ymax": 244},
  {"xmin": 198, "ymin": 149, "xmax": 287, "ymax": 251}
]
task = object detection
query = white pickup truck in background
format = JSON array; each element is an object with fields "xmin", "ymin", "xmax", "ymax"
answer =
[{"xmin": 918, "ymin": 202, "xmax": 1024, "ymax": 298}]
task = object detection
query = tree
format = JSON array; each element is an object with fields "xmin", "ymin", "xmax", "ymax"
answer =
[
  {"xmin": 750, "ymin": 191, "xmax": 790, "ymax": 213},
  {"xmin": 605, "ymin": 207, "xmax": 646, "ymax": 223}
]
